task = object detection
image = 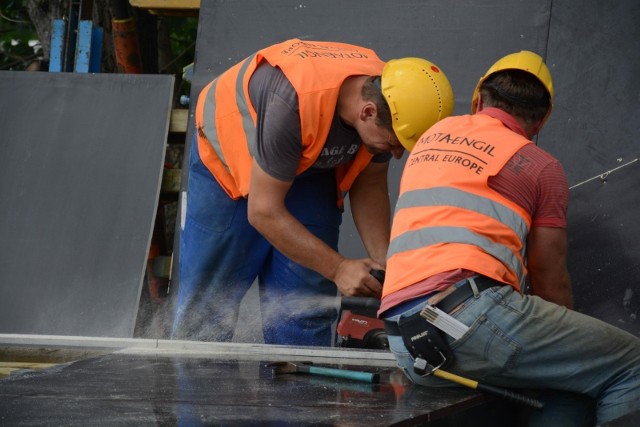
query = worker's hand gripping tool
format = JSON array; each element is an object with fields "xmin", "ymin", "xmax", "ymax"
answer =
[{"xmin": 337, "ymin": 270, "xmax": 388, "ymax": 349}]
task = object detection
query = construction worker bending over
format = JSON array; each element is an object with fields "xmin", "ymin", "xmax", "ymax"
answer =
[
  {"xmin": 381, "ymin": 50, "xmax": 640, "ymax": 424},
  {"xmin": 172, "ymin": 39, "xmax": 454, "ymax": 346}
]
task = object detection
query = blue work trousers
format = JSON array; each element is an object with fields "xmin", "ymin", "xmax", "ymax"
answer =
[
  {"xmin": 385, "ymin": 284, "xmax": 640, "ymax": 424},
  {"xmin": 172, "ymin": 141, "xmax": 342, "ymax": 346}
]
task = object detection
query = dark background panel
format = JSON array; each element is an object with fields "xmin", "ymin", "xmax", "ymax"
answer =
[
  {"xmin": 544, "ymin": 0, "xmax": 640, "ymax": 184},
  {"xmin": 566, "ymin": 163, "xmax": 640, "ymax": 336},
  {"xmin": 0, "ymin": 72, "xmax": 174, "ymax": 337},
  {"xmin": 545, "ymin": 0, "xmax": 640, "ymax": 333},
  {"xmin": 190, "ymin": 0, "xmax": 552, "ymax": 108}
]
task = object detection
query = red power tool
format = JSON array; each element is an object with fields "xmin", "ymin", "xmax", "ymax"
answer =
[{"xmin": 336, "ymin": 270, "xmax": 388, "ymax": 349}]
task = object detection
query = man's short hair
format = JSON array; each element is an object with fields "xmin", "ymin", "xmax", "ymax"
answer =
[{"xmin": 480, "ymin": 69, "xmax": 551, "ymax": 125}]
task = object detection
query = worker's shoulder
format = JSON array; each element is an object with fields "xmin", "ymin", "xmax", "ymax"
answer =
[{"xmin": 518, "ymin": 142, "xmax": 563, "ymax": 167}]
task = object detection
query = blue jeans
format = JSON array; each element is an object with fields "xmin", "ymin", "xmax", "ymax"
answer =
[
  {"xmin": 385, "ymin": 284, "xmax": 640, "ymax": 424},
  {"xmin": 172, "ymin": 137, "xmax": 342, "ymax": 346}
]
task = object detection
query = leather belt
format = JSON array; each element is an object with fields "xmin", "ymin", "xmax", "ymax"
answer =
[{"xmin": 384, "ymin": 275, "xmax": 500, "ymax": 337}]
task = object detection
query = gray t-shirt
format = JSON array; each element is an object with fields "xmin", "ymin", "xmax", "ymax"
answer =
[{"xmin": 247, "ymin": 62, "xmax": 390, "ymax": 181}]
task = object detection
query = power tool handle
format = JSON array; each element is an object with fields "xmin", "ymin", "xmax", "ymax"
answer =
[
  {"xmin": 340, "ymin": 297, "xmax": 381, "ymax": 314},
  {"xmin": 339, "ymin": 270, "xmax": 385, "ymax": 315}
]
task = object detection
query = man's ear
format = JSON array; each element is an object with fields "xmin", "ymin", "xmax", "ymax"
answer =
[{"xmin": 360, "ymin": 102, "xmax": 377, "ymax": 121}]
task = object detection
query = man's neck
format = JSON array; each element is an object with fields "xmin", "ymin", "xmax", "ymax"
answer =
[
  {"xmin": 478, "ymin": 107, "xmax": 533, "ymax": 139},
  {"xmin": 336, "ymin": 75, "xmax": 367, "ymax": 127}
]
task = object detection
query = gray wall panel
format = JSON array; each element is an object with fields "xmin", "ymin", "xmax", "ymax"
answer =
[
  {"xmin": 0, "ymin": 72, "xmax": 174, "ymax": 337},
  {"xmin": 191, "ymin": 0, "xmax": 552, "ymax": 114},
  {"xmin": 566, "ymin": 162, "xmax": 640, "ymax": 336},
  {"xmin": 544, "ymin": 0, "xmax": 640, "ymax": 184},
  {"xmin": 544, "ymin": 0, "xmax": 640, "ymax": 333}
]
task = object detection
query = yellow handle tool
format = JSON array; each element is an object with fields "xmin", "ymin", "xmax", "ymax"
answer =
[{"xmin": 434, "ymin": 368, "xmax": 544, "ymax": 410}]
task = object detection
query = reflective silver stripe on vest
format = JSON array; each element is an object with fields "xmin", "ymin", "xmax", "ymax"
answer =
[
  {"xmin": 201, "ymin": 54, "xmax": 257, "ymax": 172},
  {"xmin": 395, "ymin": 187, "xmax": 528, "ymax": 240},
  {"xmin": 390, "ymin": 187, "xmax": 528, "ymax": 285}
]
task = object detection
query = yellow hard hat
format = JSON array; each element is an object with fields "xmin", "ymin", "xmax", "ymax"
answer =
[
  {"xmin": 381, "ymin": 58, "xmax": 454, "ymax": 151},
  {"xmin": 471, "ymin": 50, "xmax": 554, "ymax": 114}
]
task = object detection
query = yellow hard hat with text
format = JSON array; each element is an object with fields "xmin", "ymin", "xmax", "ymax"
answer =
[{"xmin": 381, "ymin": 58, "xmax": 454, "ymax": 152}]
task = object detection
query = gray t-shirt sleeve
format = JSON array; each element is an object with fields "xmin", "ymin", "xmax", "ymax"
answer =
[{"xmin": 248, "ymin": 62, "xmax": 302, "ymax": 182}]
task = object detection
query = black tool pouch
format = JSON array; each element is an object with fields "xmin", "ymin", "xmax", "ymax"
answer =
[{"xmin": 399, "ymin": 313, "xmax": 454, "ymax": 374}]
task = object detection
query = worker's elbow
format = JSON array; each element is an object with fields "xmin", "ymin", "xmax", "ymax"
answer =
[
  {"xmin": 247, "ymin": 208, "xmax": 261, "ymax": 229},
  {"xmin": 247, "ymin": 204, "xmax": 271, "ymax": 231}
]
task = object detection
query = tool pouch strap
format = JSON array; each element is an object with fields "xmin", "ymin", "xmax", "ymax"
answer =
[{"xmin": 398, "ymin": 312, "xmax": 454, "ymax": 372}]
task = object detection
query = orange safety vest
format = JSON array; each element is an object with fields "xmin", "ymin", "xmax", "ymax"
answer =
[
  {"xmin": 194, "ymin": 39, "xmax": 385, "ymax": 208},
  {"xmin": 383, "ymin": 114, "xmax": 533, "ymax": 298}
]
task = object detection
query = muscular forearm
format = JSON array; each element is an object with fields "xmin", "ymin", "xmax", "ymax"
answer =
[
  {"xmin": 250, "ymin": 206, "xmax": 345, "ymax": 281},
  {"xmin": 250, "ymin": 205, "xmax": 383, "ymax": 297},
  {"xmin": 349, "ymin": 162, "xmax": 391, "ymax": 265},
  {"xmin": 529, "ymin": 268, "xmax": 574, "ymax": 309},
  {"xmin": 248, "ymin": 160, "xmax": 384, "ymax": 297},
  {"xmin": 527, "ymin": 226, "xmax": 574, "ymax": 309}
]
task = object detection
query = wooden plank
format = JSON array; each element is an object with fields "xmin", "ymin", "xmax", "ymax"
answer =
[
  {"xmin": 0, "ymin": 362, "xmax": 59, "ymax": 379},
  {"xmin": 129, "ymin": 0, "xmax": 200, "ymax": 16},
  {"xmin": 169, "ymin": 108, "xmax": 188, "ymax": 133},
  {"xmin": 130, "ymin": 0, "xmax": 200, "ymax": 9},
  {"xmin": 0, "ymin": 362, "xmax": 58, "ymax": 369},
  {"xmin": 74, "ymin": 20, "xmax": 93, "ymax": 73},
  {"xmin": 49, "ymin": 20, "xmax": 66, "ymax": 72}
]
